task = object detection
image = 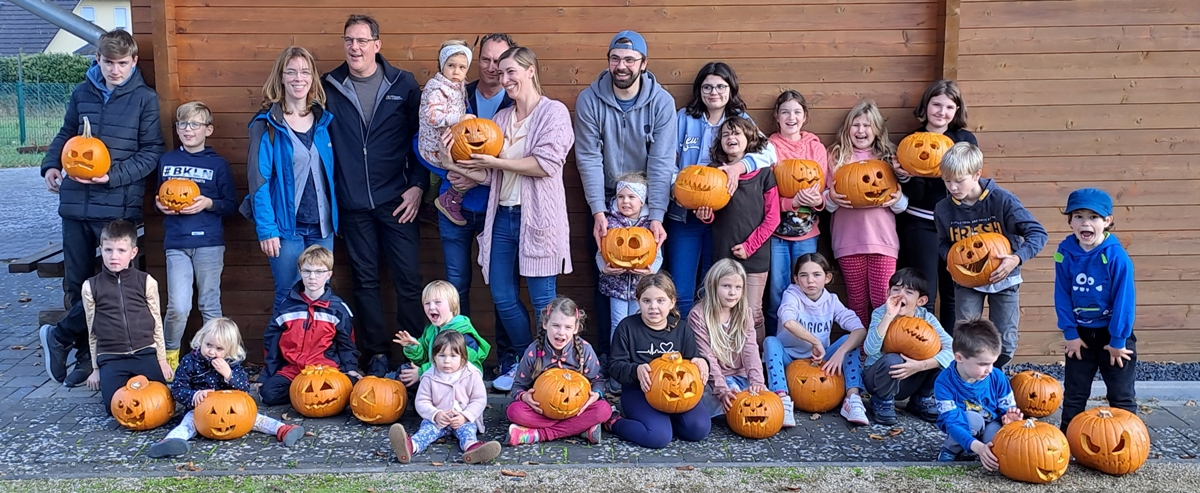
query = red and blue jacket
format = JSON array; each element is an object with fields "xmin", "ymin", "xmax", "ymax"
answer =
[{"xmin": 262, "ymin": 281, "xmax": 359, "ymax": 380}]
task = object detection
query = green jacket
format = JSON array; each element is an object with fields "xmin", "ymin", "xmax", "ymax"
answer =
[{"xmin": 403, "ymin": 315, "xmax": 491, "ymax": 375}]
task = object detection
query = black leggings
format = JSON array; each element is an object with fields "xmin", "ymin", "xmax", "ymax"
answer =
[
  {"xmin": 898, "ymin": 214, "xmax": 955, "ymax": 331},
  {"xmin": 97, "ymin": 348, "xmax": 165, "ymax": 416}
]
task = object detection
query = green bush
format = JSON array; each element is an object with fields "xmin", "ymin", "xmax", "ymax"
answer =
[{"xmin": 0, "ymin": 53, "xmax": 92, "ymax": 83}]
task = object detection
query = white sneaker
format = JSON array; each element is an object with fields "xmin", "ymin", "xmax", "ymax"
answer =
[
  {"xmin": 841, "ymin": 393, "xmax": 870, "ymax": 426},
  {"xmin": 777, "ymin": 390, "xmax": 796, "ymax": 428},
  {"xmin": 492, "ymin": 363, "xmax": 517, "ymax": 392}
]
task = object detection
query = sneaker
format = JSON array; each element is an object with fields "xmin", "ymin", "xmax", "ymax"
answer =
[
  {"xmin": 937, "ymin": 446, "xmax": 959, "ymax": 462},
  {"xmin": 840, "ymin": 394, "xmax": 870, "ymax": 426},
  {"xmin": 147, "ymin": 438, "xmax": 190, "ymax": 458},
  {"xmin": 368, "ymin": 354, "xmax": 389, "ymax": 378},
  {"xmin": 165, "ymin": 349, "xmax": 180, "ymax": 371},
  {"xmin": 872, "ymin": 397, "xmax": 897, "ymax": 426},
  {"xmin": 581, "ymin": 423, "xmax": 602, "ymax": 444},
  {"xmin": 64, "ymin": 353, "xmax": 91, "ymax": 388},
  {"xmin": 508, "ymin": 424, "xmax": 539, "ymax": 446},
  {"xmin": 388, "ymin": 424, "xmax": 413, "ymax": 464},
  {"xmin": 41, "ymin": 324, "xmax": 69, "ymax": 383},
  {"xmin": 905, "ymin": 395, "xmax": 940, "ymax": 423},
  {"xmin": 435, "ymin": 188, "xmax": 468, "ymax": 226},
  {"xmin": 605, "ymin": 379, "xmax": 623, "ymax": 396},
  {"xmin": 277, "ymin": 424, "xmax": 305, "ymax": 447},
  {"xmin": 462, "ymin": 440, "xmax": 502, "ymax": 464},
  {"xmin": 777, "ymin": 391, "xmax": 797, "ymax": 428},
  {"xmin": 492, "ymin": 362, "xmax": 517, "ymax": 392},
  {"xmin": 602, "ymin": 408, "xmax": 622, "ymax": 432}
]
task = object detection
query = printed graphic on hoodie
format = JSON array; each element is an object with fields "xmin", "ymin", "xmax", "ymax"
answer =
[{"xmin": 947, "ymin": 218, "xmax": 1004, "ymax": 243}]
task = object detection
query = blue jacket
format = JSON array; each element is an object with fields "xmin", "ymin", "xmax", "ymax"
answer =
[
  {"xmin": 1054, "ymin": 233, "xmax": 1137, "ymax": 349},
  {"xmin": 170, "ymin": 349, "xmax": 252, "ymax": 409},
  {"xmin": 935, "ymin": 178, "xmax": 1048, "ymax": 292},
  {"xmin": 934, "ymin": 362, "xmax": 1016, "ymax": 452},
  {"xmin": 158, "ymin": 147, "xmax": 238, "ymax": 249},
  {"xmin": 42, "ymin": 63, "xmax": 165, "ymax": 221},
  {"xmin": 669, "ymin": 109, "xmax": 776, "ymax": 222},
  {"xmin": 240, "ymin": 103, "xmax": 337, "ymax": 242}
]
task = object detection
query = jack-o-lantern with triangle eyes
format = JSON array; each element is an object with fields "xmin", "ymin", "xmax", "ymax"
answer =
[
  {"xmin": 61, "ymin": 116, "xmax": 111, "ymax": 180},
  {"xmin": 785, "ymin": 358, "xmax": 845, "ymax": 413},
  {"xmin": 897, "ymin": 132, "xmax": 955, "ymax": 178},
  {"xmin": 774, "ymin": 159, "xmax": 825, "ymax": 198},
  {"xmin": 646, "ymin": 352, "xmax": 705, "ymax": 413},
  {"xmin": 833, "ymin": 159, "xmax": 898, "ymax": 208},
  {"xmin": 350, "ymin": 376, "xmax": 408, "ymax": 425},
  {"xmin": 601, "ymin": 226, "xmax": 657, "ymax": 270},
  {"xmin": 290, "ymin": 365, "xmax": 353, "ymax": 418},
  {"xmin": 1009, "ymin": 371, "xmax": 1063, "ymax": 418},
  {"xmin": 449, "ymin": 117, "xmax": 503, "ymax": 162},
  {"xmin": 532, "ymin": 368, "xmax": 592, "ymax": 420},
  {"xmin": 674, "ymin": 165, "xmax": 732, "ymax": 211},
  {"xmin": 727, "ymin": 390, "xmax": 784, "ymax": 439},
  {"xmin": 111, "ymin": 375, "xmax": 174, "ymax": 431},
  {"xmin": 992, "ymin": 419, "xmax": 1071, "ymax": 484},
  {"xmin": 193, "ymin": 390, "xmax": 257, "ymax": 440},
  {"xmin": 158, "ymin": 178, "xmax": 202, "ymax": 213},
  {"xmin": 882, "ymin": 316, "xmax": 941, "ymax": 361},
  {"xmin": 946, "ymin": 232, "xmax": 1013, "ymax": 288},
  {"xmin": 1066, "ymin": 407, "xmax": 1150, "ymax": 475}
]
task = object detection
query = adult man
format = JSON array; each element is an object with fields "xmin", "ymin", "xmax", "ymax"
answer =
[{"xmin": 322, "ymin": 15, "xmax": 426, "ymax": 377}]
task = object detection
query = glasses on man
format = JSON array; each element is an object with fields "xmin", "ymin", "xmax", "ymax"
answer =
[
  {"xmin": 701, "ymin": 84, "xmax": 730, "ymax": 95},
  {"xmin": 608, "ymin": 55, "xmax": 643, "ymax": 66},
  {"xmin": 300, "ymin": 269, "xmax": 331, "ymax": 278},
  {"xmin": 343, "ymin": 36, "xmax": 377, "ymax": 47},
  {"xmin": 283, "ymin": 70, "xmax": 313, "ymax": 79},
  {"xmin": 175, "ymin": 121, "xmax": 208, "ymax": 130}
]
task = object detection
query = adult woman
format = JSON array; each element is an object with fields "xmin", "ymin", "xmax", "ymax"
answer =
[
  {"xmin": 445, "ymin": 46, "xmax": 574, "ymax": 391},
  {"xmin": 243, "ymin": 46, "xmax": 337, "ymax": 311}
]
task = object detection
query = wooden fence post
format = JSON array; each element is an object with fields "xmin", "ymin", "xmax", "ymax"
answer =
[{"xmin": 939, "ymin": 0, "xmax": 961, "ymax": 81}]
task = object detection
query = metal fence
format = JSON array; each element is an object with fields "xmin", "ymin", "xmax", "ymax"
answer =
[{"xmin": 0, "ymin": 81, "xmax": 75, "ymax": 149}]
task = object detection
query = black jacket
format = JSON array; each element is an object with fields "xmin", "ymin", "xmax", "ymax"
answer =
[
  {"xmin": 321, "ymin": 54, "xmax": 426, "ymax": 212},
  {"xmin": 899, "ymin": 127, "xmax": 978, "ymax": 217},
  {"xmin": 42, "ymin": 64, "xmax": 165, "ymax": 221}
]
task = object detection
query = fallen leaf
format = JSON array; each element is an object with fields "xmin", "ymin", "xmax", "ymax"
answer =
[
  {"xmin": 676, "ymin": 465, "xmax": 694, "ymax": 471},
  {"xmin": 1182, "ymin": 454, "xmax": 1197, "ymax": 460},
  {"xmin": 304, "ymin": 431, "xmax": 315, "ymax": 437},
  {"xmin": 10, "ymin": 345, "xmax": 24, "ymax": 350},
  {"xmin": 17, "ymin": 297, "xmax": 31, "ymax": 303},
  {"xmin": 868, "ymin": 434, "xmax": 886, "ymax": 440},
  {"xmin": 175, "ymin": 461, "xmax": 202, "ymax": 472},
  {"xmin": 853, "ymin": 445, "xmax": 861, "ymax": 451},
  {"xmin": 887, "ymin": 427, "xmax": 904, "ymax": 437},
  {"xmin": 850, "ymin": 427, "xmax": 857, "ymax": 433},
  {"xmin": 1186, "ymin": 400, "xmax": 1196, "ymax": 407},
  {"xmin": 785, "ymin": 487, "xmax": 803, "ymax": 492},
  {"xmin": 281, "ymin": 413, "xmax": 290, "ymax": 421},
  {"xmin": 366, "ymin": 489, "xmax": 376, "ymax": 493},
  {"xmin": 236, "ymin": 467, "xmax": 245, "ymax": 472},
  {"xmin": 500, "ymin": 470, "xmax": 527, "ymax": 478},
  {"xmin": 431, "ymin": 462, "xmax": 444, "ymax": 466},
  {"xmin": 373, "ymin": 450, "xmax": 389, "ymax": 458},
  {"xmin": 809, "ymin": 413, "xmax": 820, "ymax": 420}
]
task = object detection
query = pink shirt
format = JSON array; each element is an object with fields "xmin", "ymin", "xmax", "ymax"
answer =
[
  {"xmin": 826, "ymin": 149, "xmax": 907, "ymax": 259},
  {"xmin": 769, "ymin": 132, "xmax": 829, "ymax": 241}
]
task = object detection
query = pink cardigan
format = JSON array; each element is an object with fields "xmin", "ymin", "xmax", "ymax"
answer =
[
  {"xmin": 769, "ymin": 132, "xmax": 829, "ymax": 242},
  {"xmin": 477, "ymin": 96, "xmax": 575, "ymax": 282},
  {"xmin": 688, "ymin": 300, "xmax": 765, "ymax": 396},
  {"xmin": 826, "ymin": 149, "xmax": 907, "ymax": 259}
]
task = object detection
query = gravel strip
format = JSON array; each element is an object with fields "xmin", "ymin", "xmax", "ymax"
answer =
[{"xmin": 1007, "ymin": 361, "xmax": 1200, "ymax": 381}]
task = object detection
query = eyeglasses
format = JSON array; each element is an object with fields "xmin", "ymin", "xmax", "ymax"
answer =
[
  {"xmin": 701, "ymin": 84, "xmax": 730, "ymax": 94},
  {"xmin": 283, "ymin": 70, "xmax": 313, "ymax": 79},
  {"xmin": 175, "ymin": 121, "xmax": 208, "ymax": 130},
  {"xmin": 343, "ymin": 36, "xmax": 377, "ymax": 47},
  {"xmin": 300, "ymin": 269, "xmax": 331, "ymax": 277},
  {"xmin": 608, "ymin": 55, "xmax": 644, "ymax": 66}
]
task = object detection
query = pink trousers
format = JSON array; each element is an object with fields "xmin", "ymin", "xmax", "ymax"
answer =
[
  {"xmin": 506, "ymin": 399, "xmax": 613, "ymax": 441},
  {"xmin": 838, "ymin": 253, "xmax": 897, "ymax": 327}
]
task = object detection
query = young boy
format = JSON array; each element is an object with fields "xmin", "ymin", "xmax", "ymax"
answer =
[
  {"xmin": 260, "ymin": 245, "xmax": 361, "ymax": 406},
  {"xmin": 393, "ymin": 280, "xmax": 491, "ymax": 386},
  {"xmin": 935, "ymin": 142, "xmax": 1047, "ymax": 369},
  {"xmin": 82, "ymin": 220, "xmax": 174, "ymax": 414},
  {"xmin": 156, "ymin": 101, "xmax": 238, "ymax": 370},
  {"xmin": 863, "ymin": 268, "xmax": 954, "ymax": 425},
  {"xmin": 1055, "ymin": 188, "xmax": 1137, "ymax": 433},
  {"xmin": 934, "ymin": 319, "xmax": 1023, "ymax": 470},
  {"xmin": 40, "ymin": 29, "xmax": 166, "ymax": 387}
]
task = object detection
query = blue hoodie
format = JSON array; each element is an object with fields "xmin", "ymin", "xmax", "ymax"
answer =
[
  {"xmin": 158, "ymin": 147, "xmax": 238, "ymax": 249},
  {"xmin": 935, "ymin": 178, "xmax": 1048, "ymax": 293},
  {"xmin": 1054, "ymin": 233, "xmax": 1136, "ymax": 349},
  {"xmin": 934, "ymin": 362, "xmax": 1016, "ymax": 452}
]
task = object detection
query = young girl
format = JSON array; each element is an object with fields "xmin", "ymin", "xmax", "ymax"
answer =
[
  {"xmin": 763, "ymin": 253, "xmax": 869, "ymax": 426},
  {"xmin": 695, "ymin": 116, "xmax": 780, "ymax": 345},
  {"xmin": 507, "ymin": 297, "xmax": 611, "ymax": 445},
  {"xmin": 897, "ymin": 80, "xmax": 978, "ymax": 329},
  {"xmin": 389, "ymin": 330, "xmax": 501, "ymax": 464},
  {"xmin": 606, "ymin": 273, "xmax": 712, "ymax": 449},
  {"xmin": 598, "ymin": 172, "xmax": 664, "ymax": 330},
  {"xmin": 825, "ymin": 100, "xmax": 908, "ymax": 327},
  {"xmin": 394, "ymin": 280, "xmax": 491, "ymax": 387},
  {"xmin": 147, "ymin": 318, "xmax": 304, "ymax": 458},
  {"xmin": 766, "ymin": 90, "xmax": 829, "ymax": 335},
  {"xmin": 419, "ymin": 39, "xmax": 475, "ymax": 226},
  {"xmin": 689, "ymin": 259, "xmax": 768, "ymax": 419}
]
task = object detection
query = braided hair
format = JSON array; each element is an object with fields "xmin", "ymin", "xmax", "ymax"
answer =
[{"xmin": 531, "ymin": 297, "xmax": 587, "ymax": 380}]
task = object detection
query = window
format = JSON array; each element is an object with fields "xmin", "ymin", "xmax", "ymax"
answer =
[
  {"xmin": 114, "ymin": 8, "xmax": 128, "ymax": 31},
  {"xmin": 80, "ymin": 6, "xmax": 95, "ymax": 23}
]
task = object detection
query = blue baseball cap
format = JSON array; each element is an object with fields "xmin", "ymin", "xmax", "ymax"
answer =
[
  {"xmin": 1064, "ymin": 188, "xmax": 1113, "ymax": 217},
  {"xmin": 609, "ymin": 30, "xmax": 647, "ymax": 58}
]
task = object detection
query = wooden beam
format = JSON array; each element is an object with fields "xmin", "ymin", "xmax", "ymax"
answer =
[
  {"xmin": 940, "ymin": 0, "xmax": 961, "ymax": 80},
  {"xmin": 149, "ymin": 0, "xmax": 180, "ymax": 147}
]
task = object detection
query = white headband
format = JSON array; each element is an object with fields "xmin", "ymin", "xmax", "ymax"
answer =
[
  {"xmin": 617, "ymin": 180, "xmax": 648, "ymax": 204},
  {"xmin": 439, "ymin": 45, "xmax": 473, "ymax": 71}
]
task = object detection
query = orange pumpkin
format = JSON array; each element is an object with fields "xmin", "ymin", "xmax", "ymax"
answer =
[
  {"xmin": 350, "ymin": 376, "xmax": 408, "ymax": 425},
  {"xmin": 946, "ymin": 232, "xmax": 1013, "ymax": 288},
  {"xmin": 1009, "ymin": 371, "xmax": 1063, "ymax": 418},
  {"xmin": 674, "ymin": 165, "xmax": 731, "ymax": 211},
  {"xmin": 646, "ymin": 352, "xmax": 705, "ymax": 413},
  {"xmin": 992, "ymin": 418, "xmax": 1071, "ymax": 484},
  {"xmin": 61, "ymin": 116, "xmax": 111, "ymax": 180},
  {"xmin": 111, "ymin": 375, "xmax": 174, "ymax": 431},
  {"xmin": 193, "ymin": 390, "xmax": 257, "ymax": 440},
  {"xmin": 774, "ymin": 159, "xmax": 825, "ymax": 198},
  {"xmin": 290, "ymin": 365, "xmax": 353, "ymax": 418},
  {"xmin": 897, "ymin": 132, "xmax": 955, "ymax": 178},
  {"xmin": 532, "ymin": 368, "xmax": 593, "ymax": 420},
  {"xmin": 1066, "ymin": 407, "xmax": 1150, "ymax": 476},
  {"xmin": 601, "ymin": 226, "xmax": 657, "ymax": 270},
  {"xmin": 785, "ymin": 358, "xmax": 845, "ymax": 413},
  {"xmin": 832, "ymin": 159, "xmax": 898, "ymax": 208},
  {"xmin": 882, "ymin": 316, "xmax": 941, "ymax": 361},
  {"xmin": 449, "ymin": 117, "xmax": 503, "ymax": 162},
  {"xmin": 726, "ymin": 390, "xmax": 784, "ymax": 439},
  {"xmin": 158, "ymin": 178, "xmax": 202, "ymax": 212}
]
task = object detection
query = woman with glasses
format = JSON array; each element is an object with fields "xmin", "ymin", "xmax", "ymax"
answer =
[{"xmin": 242, "ymin": 46, "xmax": 338, "ymax": 311}]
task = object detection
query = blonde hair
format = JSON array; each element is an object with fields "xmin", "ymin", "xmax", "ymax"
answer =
[
  {"xmin": 939, "ymin": 142, "xmax": 984, "ymax": 179},
  {"xmin": 615, "ymin": 170, "xmax": 647, "ymax": 186},
  {"xmin": 190, "ymin": 317, "xmax": 247, "ymax": 363},
  {"xmin": 498, "ymin": 46, "xmax": 543, "ymax": 96},
  {"xmin": 421, "ymin": 280, "xmax": 461, "ymax": 317},
  {"xmin": 699, "ymin": 259, "xmax": 751, "ymax": 370},
  {"xmin": 296, "ymin": 244, "xmax": 333, "ymax": 270},
  {"xmin": 176, "ymin": 101, "xmax": 212, "ymax": 125},
  {"xmin": 262, "ymin": 46, "xmax": 326, "ymax": 115},
  {"xmin": 828, "ymin": 99, "xmax": 896, "ymax": 169}
]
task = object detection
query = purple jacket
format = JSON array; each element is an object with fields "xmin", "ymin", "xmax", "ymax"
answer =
[{"xmin": 595, "ymin": 201, "xmax": 664, "ymax": 300}]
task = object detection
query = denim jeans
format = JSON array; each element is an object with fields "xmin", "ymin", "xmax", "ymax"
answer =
[
  {"xmin": 164, "ymin": 246, "xmax": 226, "ymax": 350},
  {"xmin": 664, "ymin": 217, "xmax": 713, "ymax": 318},
  {"xmin": 489, "ymin": 206, "xmax": 557, "ymax": 366},
  {"xmin": 943, "ymin": 411, "xmax": 1002, "ymax": 454},
  {"xmin": 766, "ymin": 237, "xmax": 819, "ymax": 337},
  {"xmin": 609, "ymin": 298, "xmax": 639, "ymax": 342},
  {"xmin": 763, "ymin": 334, "xmax": 863, "ymax": 394},
  {"xmin": 267, "ymin": 222, "xmax": 334, "ymax": 311},
  {"xmin": 955, "ymin": 284, "xmax": 1021, "ymax": 360},
  {"xmin": 438, "ymin": 208, "xmax": 487, "ymax": 318}
]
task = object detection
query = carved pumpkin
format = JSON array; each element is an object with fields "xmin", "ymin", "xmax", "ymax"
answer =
[
  {"xmin": 290, "ymin": 365, "xmax": 353, "ymax": 418},
  {"xmin": 897, "ymin": 132, "xmax": 955, "ymax": 178},
  {"xmin": 158, "ymin": 178, "xmax": 202, "ymax": 213},
  {"xmin": 774, "ymin": 159, "xmax": 825, "ymax": 198},
  {"xmin": 61, "ymin": 116, "xmax": 111, "ymax": 180},
  {"xmin": 992, "ymin": 418, "xmax": 1071, "ymax": 484},
  {"xmin": 110, "ymin": 375, "xmax": 174, "ymax": 431},
  {"xmin": 350, "ymin": 376, "xmax": 407, "ymax": 425},
  {"xmin": 727, "ymin": 390, "xmax": 784, "ymax": 439},
  {"xmin": 646, "ymin": 352, "xmax": 704, "ymax": 414},
  {"xmin": 1065, "ymin": 407, "xmax": 1150, "ymax": 475},
  {"xmin": 601, "ymin": 226, "xmax": 657, "ymax": 270},
  {"xmin": 674, "ymin": 165, "xmax": 731, "ymax": 211},
  {"xmin": 882, "ymin": 316, "xmax": 941, "ymax": 361},
  {"xmin": 785, "ymin": 358, "xmax": 845, "ymax": 413},
  {"xmin": 193, "ymin": 390, "xmax": 257, "ymax": 440},
  {"xmin": 449, "ymin": 117, "xmax": 503, "ymax": 162},
  {"xmin": 1009, "ymin": 371, "xmax": 1063, "ymax": 418},
  {"xmin": 946, "ymin": 232, "xmax": 1013, "ymax": 288},
  {"xmin": 832, "ymin": 159, "xmax": 898, "ymax": 208},
  {"xmin": 532, "ymin": 368, "xmax": 592, "ymax": 420}
]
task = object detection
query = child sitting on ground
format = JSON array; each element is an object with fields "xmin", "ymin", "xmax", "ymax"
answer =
[{"xmin": 394, "ymin": 280, "xmax": 491, "ymax": 387}]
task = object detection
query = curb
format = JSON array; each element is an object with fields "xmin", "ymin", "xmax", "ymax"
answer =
[{"xmin": 1096, "ymin": 381, "xmax": 1200, "ymax": 402}]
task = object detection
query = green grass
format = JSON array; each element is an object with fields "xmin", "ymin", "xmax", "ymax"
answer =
[
  {"xmin": 745, "ymin": 466, "xmax": 808, "ymax": 482},
  {"xmin": 900, "ymin": 465, "xmax": 975, "ymax": 480},
  {"xmin": 3, "ymin": 474, "xmax": 450, "ymax": 493},
  {"xmin": 1, "ymin": 115, "xmax": 62, "ymax": 168}
]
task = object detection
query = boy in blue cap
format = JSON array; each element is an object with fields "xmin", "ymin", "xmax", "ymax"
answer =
[{"xmin": 1055, "ymin": 188, "xmax": 1137, "ymax": 433}]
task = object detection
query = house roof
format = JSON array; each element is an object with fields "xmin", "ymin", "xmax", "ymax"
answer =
[{"xmin": 0, "ymin": 1, "xmax": 83, "ymax": 56}]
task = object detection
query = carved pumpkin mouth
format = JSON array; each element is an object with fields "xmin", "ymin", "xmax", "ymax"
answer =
[
  {"xmin": 743, "ymin": 416, "xmax": 768, "ymax": 424},
  {"xmin": 305, "ymin": 397, "xmax": 341, "ymax": 409},
  {"xmin": 1036, "ymin": 468, "xmax": 1061, "ymax": 481},
  {"xmin": 955, "ymin": 252, "xmax": 991, "ymax": 276},
  {"xmin": 864, "ymin": 189, "xmax": 887, "ymax": 200}
]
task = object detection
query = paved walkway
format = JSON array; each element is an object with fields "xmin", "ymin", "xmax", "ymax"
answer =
[{"xmin": 0, "ymin": 167, "xmax": 61, "ymax": 261}]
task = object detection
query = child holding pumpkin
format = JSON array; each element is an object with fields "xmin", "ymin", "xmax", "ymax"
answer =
[
  {"xmin": 507, "ymin": 297, "xmax": 611, "ymax": 446},
  {"xmin": 389, "ymin": 330, "xmax": 502, "ymax": 464},
  {"xmin": 597, "ymin": 172, "xmax": 664, "ymax": 343},
  {"xmin": 689, "ymin": 259, "xmax": 770, "ymax": 419},
  {"xmin": 418, "ymin": 39, "xmax": 476, "ymax": 226},
  {"xmin": 393, "ymin": 280, "xmax": 491, "ymax": 387},
  {"xmin": 824, "ymin": 100, "xmax": 908, "ymax": 328},
  {"xmin": 148, "ymin": 318, "xmax": 305, "ymax": 458}
]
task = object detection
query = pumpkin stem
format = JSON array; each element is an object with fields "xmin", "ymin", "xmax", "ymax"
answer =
[
  {"xmin": 1098, "ymin": 409, "xmax": 1113, "ymax": 418},
  {"xmin": 81, "ymin": 116, "xmax": 92, "ymax": 139},
  {"xmin": 1023, "ymin": 418, "xmax": 1037, "ymax": 428}
]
